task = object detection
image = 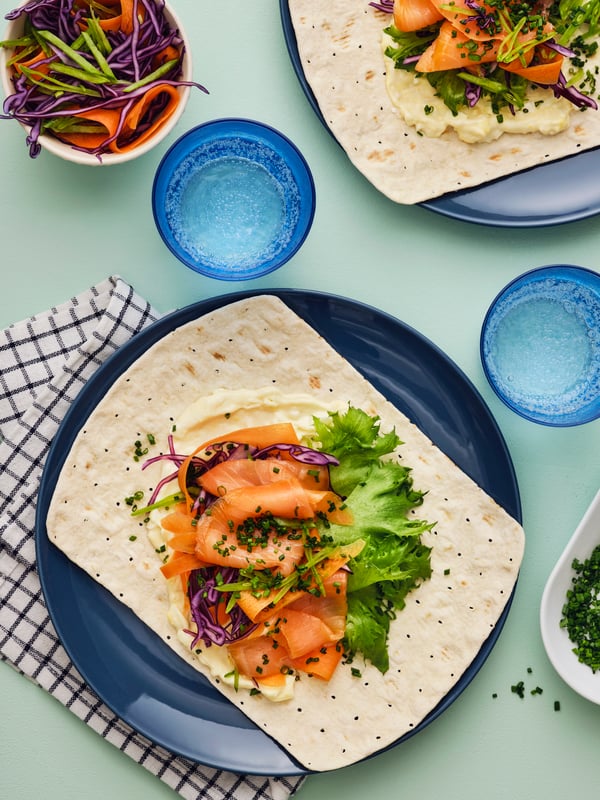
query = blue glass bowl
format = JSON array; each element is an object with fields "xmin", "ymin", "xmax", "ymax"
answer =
[
  {"xmin": 480, "ymin": 265, "xmax": 600, "ymax": 426},
  {"xmin": 152, "ymin": 119, "xmax": 315, "ymax": 280}
]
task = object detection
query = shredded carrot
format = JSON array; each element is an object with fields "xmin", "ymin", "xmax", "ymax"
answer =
[
  {"xmin": 154, "ymin": 45, "xmax": 180, "ymax": 68},
  {"xmin": 503, "ymin": 52, "xmax": 563, "ymax": 84},
  {"xmin": 291, "ymin": 643, "xmax": 344, "ymax": 681},
  {"xmin": 56, "ymin": 83, "xmax": 181, "ymax": 153},
  {"xmin": 160, "ymin": 550, "xmax": 206, "ymax": 580},
  {"xmin": 119, "ymin": 0, "xmax": 136, "ymax": 35},
  {"xmin": 199, "ymin": 423, "xmax": 301, "ymax": 451}
]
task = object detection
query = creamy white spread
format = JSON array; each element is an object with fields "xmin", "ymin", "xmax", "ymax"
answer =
[
  {"xmin": 148, "ymin": 387, "xmax": 344, "ymax": 702},
  {"xmin": 382, "ymin": 32, "xmax": 573, "ymax": 143}
]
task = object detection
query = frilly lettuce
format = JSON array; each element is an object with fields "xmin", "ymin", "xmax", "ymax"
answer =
[{"xmin": 312, "ymin": 407, "xmax": 434, "ymax": 673}]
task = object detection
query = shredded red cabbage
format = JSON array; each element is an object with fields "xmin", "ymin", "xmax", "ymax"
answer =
[
  {"xmin": 368, "ymin": 1, "xmax": 393, "ymax": 11},
  {"xmin": 185, "ymin": 567, "xmax": 256, "ymax": 648},
  {"xmin": 1, "ymin": 0, "xmax": 208, "ymax": 157},
  {"xmin": 552, "ymin": 72, "xmax": 598, "ymax": 109},
  {"xmin": 465, "ymin": 81, "xmax": 482, "ymax": 107}
]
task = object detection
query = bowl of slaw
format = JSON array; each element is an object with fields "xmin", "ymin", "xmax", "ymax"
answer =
[{"xmin": 0, "ymin": 0, "xmax": 203, "ymax": 165}]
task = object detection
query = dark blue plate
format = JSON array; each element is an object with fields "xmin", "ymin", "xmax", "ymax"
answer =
[
  {"xmin": 279, "ymin": 1, "xmax": 600, "ymax": 228},
  {"xmin": 36, "ymin": 289, "xmax": 521, "ymax": 776}
]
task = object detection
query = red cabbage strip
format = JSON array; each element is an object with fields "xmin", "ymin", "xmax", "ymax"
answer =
[
  {"xmin": 185, "ymin": 567, "xmax": 256, "ymax": 648},
  {"xmin": 140, "ymin": 0, "xmax": 162, "ymax": 36},
  {"xmin": 545, "ymin": 40, "xmax": 575, "ymax": 59},
  {"xmin": 552, "ymin": 71, "xmax": 598, "ymax": 109},
  {"xmin": 8, "ymin": 0, "xmax": 84, "ymax": 41},
  {"xmin": 253, "ymin": 442, "xmax": 339, "ymax": 466},
  {"xmin": 368, "ymin": 1, "xmax": 393, "ymax": 12},
  {"xmin": 465, "ymin": 81, "xmax": 482, "ymax": 108},
  {"xmin": 130, "ymin": 0, "xmax": 142, "ymax": 82}
]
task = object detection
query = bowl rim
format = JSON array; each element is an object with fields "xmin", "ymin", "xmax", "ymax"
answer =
[
  {"xmin": 479, "ymin": 263, "xmax": 600, "ymax": 427},
  {"xmin": 151, "ymin": 117, "xmax": 316, "ymax": 281},
  {"xmin": 0, "ymin": 0, "xmax": 193, "ymax": 165}
]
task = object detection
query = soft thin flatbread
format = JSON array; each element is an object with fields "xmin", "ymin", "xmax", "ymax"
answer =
[
  {"xmin": 46, "ymin": 295, "xmax": 524, "ymax": 771},
  {"xmin": 287, "ymin": 2, "xmax": 600, "ymax": 204}
]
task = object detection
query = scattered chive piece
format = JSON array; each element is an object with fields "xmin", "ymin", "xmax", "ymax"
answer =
[{"xmin": 511, "ymin": 680, "xmax": 525, "ymax": 698}]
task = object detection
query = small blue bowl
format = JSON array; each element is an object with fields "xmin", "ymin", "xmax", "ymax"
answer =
[
  {"xmin": 152, "ymin": 119, "xmax": 315, "ymax": 280},
  {"xmin": 481, "ymin": 265, "xmax": 600, "ymax": 426}
]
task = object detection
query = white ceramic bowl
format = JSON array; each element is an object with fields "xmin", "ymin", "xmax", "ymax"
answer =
[
  {"xmin": 540, "ymin": 489, "xmax": 600, "ymax": 703},
  {"xmin": 0, "ymin": 0, "xmax": 193, "ymax": 165}
]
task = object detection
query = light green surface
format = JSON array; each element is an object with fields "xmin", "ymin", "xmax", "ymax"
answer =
[{"xmin": 1, "ymin": 2, "xmax": 600, "ymax": 799}]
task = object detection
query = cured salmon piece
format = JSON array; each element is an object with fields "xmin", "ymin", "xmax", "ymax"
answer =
[
  {"xmin": 194, "ymin": 513, "xmax": 307, "ymax": 577},
  {"xmin": 198, "ymin": 457, "xmax": 330, "ymax": 496},
  {"xmin": 227, "ymin": 571, "xmax": 349, "ymax": 680},
  {"xmin": 503, "ymin": 51, "xmax": 563, "ymax": 84},
  {"xmin": 394, "ymin": 0, "xmax": 443, "ymax": 32},
  {"xmin": 427, "ymin": 0, "xmax": 507, "ymax": 40},
  {"xmin": 286, "ymin": 571, "xmax": 348, "ymax": 640},
  {"xmin": 228, "ymin": 625, "xmax": 291, "ymax": 679},
  {"xmin": 416, "ymin": 21, "xmax": 500, "ymax": 71}
]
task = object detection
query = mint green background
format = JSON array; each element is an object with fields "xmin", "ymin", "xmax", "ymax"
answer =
[{"xmin": 1, "ymin": 2, "xmax": 600, "ymax": 798}]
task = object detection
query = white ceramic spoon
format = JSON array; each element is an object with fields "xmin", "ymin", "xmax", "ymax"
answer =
[{"xmin": 540, "ymin": 488, "xmax": 600, "ymax": 703}]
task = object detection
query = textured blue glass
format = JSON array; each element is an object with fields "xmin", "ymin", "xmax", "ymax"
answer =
[
  {"xmin": 481, "ymin": 265, "xmax": 600, "ymax": 426},
  {"xmin": 152, "ymin": 119, "xmax": 315, "ymax": 279}
]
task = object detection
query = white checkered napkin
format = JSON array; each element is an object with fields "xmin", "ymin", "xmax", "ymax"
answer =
[{"xmin": 0, "ymin": 276, "xmax": 305, "ymax": 800}]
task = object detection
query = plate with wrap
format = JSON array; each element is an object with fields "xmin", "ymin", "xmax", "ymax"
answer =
[
  {"xmin": 37, "ymin": 289, "xmax": 524, "ymax": 774},
  {"xmin": 280, "ymin": 1, "xmax": 600, "ymax": 226}
]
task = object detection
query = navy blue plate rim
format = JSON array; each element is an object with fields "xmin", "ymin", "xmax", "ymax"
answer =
[
  {"xmin": 279, "ymin": 1, "xmax": 600, "ymax": 228},
  {"xmin": 36, "ymin": 288, "xmax": 521, "ymax": 776}
]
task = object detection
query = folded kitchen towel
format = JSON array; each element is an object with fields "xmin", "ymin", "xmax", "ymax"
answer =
[{"xmin": 0, "ymin": 275, "xmax": 305, "ymax": 800}]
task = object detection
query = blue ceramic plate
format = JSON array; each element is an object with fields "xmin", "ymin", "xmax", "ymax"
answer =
[
  {"xmin": 279, "ymin": 1, "xmax": 600, "ymax": 228},
  {"xmin": 36, "ymin": 290, "xmax": 521, "ymax": 776}
]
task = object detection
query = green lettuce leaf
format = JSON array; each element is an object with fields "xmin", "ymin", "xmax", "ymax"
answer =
[
  {"xmin": 311, "ymin": 406, "xmax": 401, "ymax": 498},
  {"xmin": 313, "ymin": 408, "xmax": 434, "ymax": 673}
]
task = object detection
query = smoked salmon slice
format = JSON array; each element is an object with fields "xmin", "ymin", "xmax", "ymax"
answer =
[
  {"xmin": 198, "ymin": 457, "xmax": 330, "ymax": 496},
  {"xmin": 415, "ymin": 20, "xmax": 500, "ymax": 71},
  {"xmin": 227, "ymin": 570, "xmax": 349, "ymax": 680},
  {"xmin": 393, "ymin": 0, "xmax": 443, "ymax": 32}
]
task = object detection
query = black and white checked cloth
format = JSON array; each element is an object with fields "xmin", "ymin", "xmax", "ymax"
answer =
[{"xmin": 0, "ymin": 276, "xmax": 305, "ymax": 800}]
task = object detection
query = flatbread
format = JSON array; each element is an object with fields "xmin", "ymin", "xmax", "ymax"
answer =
[
  {"xmin": 287, "ymin": 2, "xmax": 600, "ymax": 204},
  {"xmin": 46, "ymin": 295, "xmax": 524, "ymax": 771}
]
